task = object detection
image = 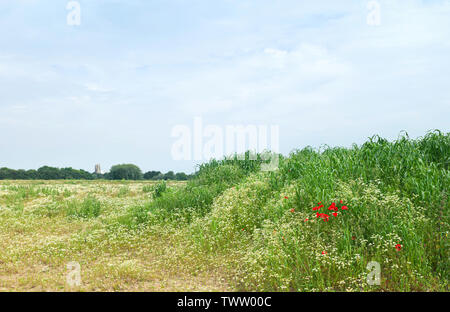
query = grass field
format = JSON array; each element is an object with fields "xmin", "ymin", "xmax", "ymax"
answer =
[
  {"xmin": 0, "ymin": 131, "xmax": 448, "ymax": 291},
  {"xmin": 0, "ymin": 180, "xmax": 231, "ymax": 291}
]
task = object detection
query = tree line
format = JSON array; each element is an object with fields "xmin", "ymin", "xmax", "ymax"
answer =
[{"xmin": 0, "ymin": 164, "xmax": 192, "ymax": 181}]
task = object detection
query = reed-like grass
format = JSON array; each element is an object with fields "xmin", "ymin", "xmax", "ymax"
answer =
[
  {"xmin": 123, "ymin": 130, "xmax": 448, "ymax": 291},
  {"xmin": 0, "ymin": 131, "xmax": 447, "ymax": 291}
]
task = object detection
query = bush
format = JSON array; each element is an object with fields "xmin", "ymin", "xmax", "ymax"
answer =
[
  {"xmin": 152, "ymin": 181, "xmax": 167, "ymax": 198},
  {"xmin": 109, "ymin": 164, "xmax": 143, "ymax": 180},
  {"xmin": 66, "ymin": 195, "xmax": 102, "ymax": 218}
]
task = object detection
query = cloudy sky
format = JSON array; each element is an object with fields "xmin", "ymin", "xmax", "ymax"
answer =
[{"xmin": 0, "ymin": 0, "xmax": 449, "ymax": 173}]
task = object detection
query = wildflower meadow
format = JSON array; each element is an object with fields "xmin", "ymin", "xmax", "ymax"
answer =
[{"xmin": 0, "ymin": 130, "xmax": 448, "ymax": 291}]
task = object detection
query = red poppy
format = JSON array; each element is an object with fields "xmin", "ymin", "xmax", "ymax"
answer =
[
  {"xmin": 304, "ymin": 218, "xmax": 309, "ymax": 222},
  {"xmin": 318, "ymin": 202, "xmax": 322, "ymax": 205},
  {"xmin": 322, "ymin": 251, "xmax": 327, "ymax": 255},
  {"xmin": 316, "ymin": 213, "xmax": 330, "ymax": 221},
  {"xmin": 395, "ymin": 244, "xmax": 402, "ymax": 251},
  {"xmin": 341, "ymin": 206, "xmax": 348, "ymax": 210},
  {"xmin": 290, "ymin": 208, "xmax": 295, "ymax": 213},
  {"xmin": 351, "ymin": 236, "xmax": 356, "ymax": 240},
  {"xmin": 340, "ymin": 200, "xmax": 343, "ymax": 204},
  {"xmin": 328, "ymin": 203, "xmax": 338, "ymax": 211},
  {"xmin": 313, "ymin": 204, "xmax": 324, "ymax": 211},
  {"xmin": 284, "ymin": 196, "xmax": 289, "ymax": 199},
  {"xmin": 332, "ymin": 212, "xmax": 338, "ymax": 217}
]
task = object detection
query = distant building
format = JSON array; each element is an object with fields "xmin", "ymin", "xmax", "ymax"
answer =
[{"xmin": 95, "ymin": 164, "xmax": 102, "ymax": 174}]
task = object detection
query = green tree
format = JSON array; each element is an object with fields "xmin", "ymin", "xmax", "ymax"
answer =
[
  {"xmin": 109, "ymin": 164, "xmax": 143, "ymax": 180},
  {"xmin": 163, "ymin": 171, "xmax": 175, "ymax": 180},
  {"xmin": 0, "ymin": 167, "xmax": 15, "ymax": 179},
  {"xmin": 175, "ymin": 172, "xmax": 188, "ymax": 180},
  {"xmin": 37, "ymin": 166, "xmax": 62, "ymax": 180},
  {"xmin": 143, "ymin": 171, "xmax": 161, "ymax": 180}
]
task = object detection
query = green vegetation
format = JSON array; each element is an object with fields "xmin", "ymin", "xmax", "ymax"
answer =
[
  {"xmin": 0, "ymin": 166, "xmax": 94, "ymax": 180},
  {"xmin": 0, "ymin": 166, "xmax": 192, "ymax": 181},
  {"xmin": 121, "ymin": 130, "xmax": 449, "ymax": 291},
  {"xmin": 0, "ymin": 130, "xmax": 447, "ymax": 291},
  {"xmin": 152, "ymin": 181, "xmax": 167, "ymax": 199},
  {"xmin": 65, "ymin": 195, "xmax": 102, "ymax": 219},
  {"xmin": 109, "ymin": 164, "xmax": 143, "ymax": 180}
]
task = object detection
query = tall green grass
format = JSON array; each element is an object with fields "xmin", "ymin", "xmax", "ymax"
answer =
[
  {"xmin": 122, "ymin": 130, "xmax": 449, "ymax": 291},
  {"xmin": 65, "ymin": 195, "xmax": 102, "ymax": 219}
]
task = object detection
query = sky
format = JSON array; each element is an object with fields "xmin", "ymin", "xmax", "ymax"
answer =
[{"xmin": 0, "ymin": 0, "xmax": 449, "ymax": 174}]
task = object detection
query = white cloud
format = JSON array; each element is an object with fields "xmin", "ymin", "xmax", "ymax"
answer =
[{"xmin": 0, "ymin": 0, "xmax": 449, "ymax": 171}]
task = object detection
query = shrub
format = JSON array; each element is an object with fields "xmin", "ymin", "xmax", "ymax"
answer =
[
  {"xmin": 109, "ymin": 164, "xmax": 143, "ymax": 180},
  {"xmin": 152, "ymin": 181, "xmax": 167, "ymax": 198},
  {"xmin": 66, "ymin": 195, "xmax": 101, "ymax": 218}
]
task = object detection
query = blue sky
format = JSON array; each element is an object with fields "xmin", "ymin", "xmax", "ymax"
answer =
[{"xmin": 0, "ymin": 0, "xmax": 449, "ymax": 173}]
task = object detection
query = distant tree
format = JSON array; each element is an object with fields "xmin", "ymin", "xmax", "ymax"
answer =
[
  {"xmin": 143, "ymin": 171, "xmax": 161, "ymax": 180},
  {"xmin": 0, "ymin": 167, "xmax": 15, "ymax": 180},
  {"xmin": 15, "ymin": 169, "xmax": 29, "ymax": 179},
  {"xmin": 37, "ymin": 166, "xmax": 62, "ymax": 180},
  {"xmin": 61, "ymin": 167, "xmax": 94, "ymax": 180},
  {"xmin": 175, "ymin": 172, "xmax": 188, "ymax": 181},
  {"xmin": 163, "ymin": 171, "xmax": 175, "ymax": 180},
  {"xmin": 0, "ymin": 165, "xmax": 187, "ymax": 181},
  {"xmin": 109, "ymin": 164, "xmax": 143, "ymax": 180},
  {"xmin": 0, "ymin": 166, "xmax": 94, "ymax": 180},
  {"xmin": 26, "ymin": 169, "xmax": 38, "ymax": 180}
]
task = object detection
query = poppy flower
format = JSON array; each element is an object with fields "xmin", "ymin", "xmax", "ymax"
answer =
[
  {"xmin": 332, "ymin": 212, "xmax": 338, "ymax": 217},
  {"xmin": 313, "ymin": 204, "xmax": 324, "ymax": 211},
  {"xmin": 304, "ymin": 218, "xmax": 309, "ymax": 222},
  {"xmin": 290, "ymin": 208, "xmax": 295, "ymax": 213},
  {"xmin": 322, "ymin": 251, "xmax": 327, "ymax": 255},
  {"xmin": 395, "ymin": 244, "xmax": 402, "ymax": 251},
  {"xmin": 316, "ymin": 213, "xmax": 330, "ymax": 221},
  {"xmin": 328, "ymin": 203, "xmax": 338, "ymax": 211},
  {"xmin": 341, "ymin": 206, "xmax": 348, "ymax": 210},
  {"xmin": 340, "ymin": 200, "xmax": 343, "ymax": 204},
  {"xmin": 284, "ymin": 196, "xmax": 289, "ymax": 199},
  {"xmin": 351, "ymin": 236, "xmax": 356, "ymax": 241}
]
